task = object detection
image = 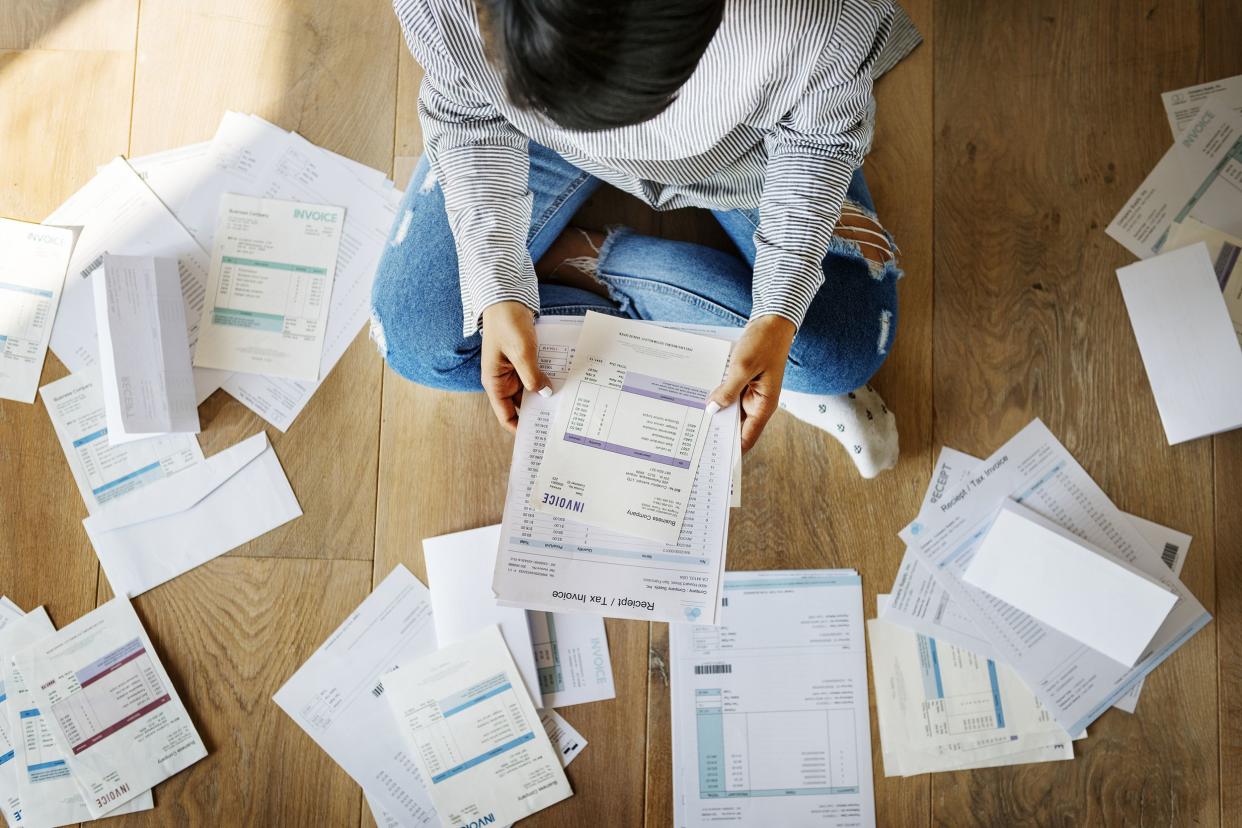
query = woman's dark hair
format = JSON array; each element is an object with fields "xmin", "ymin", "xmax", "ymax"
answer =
[{"xmin": 478, "ymin": 0, "xmax": 725, "ymax": 132}]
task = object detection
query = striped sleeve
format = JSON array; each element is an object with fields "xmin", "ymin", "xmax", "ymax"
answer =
[
  {"xmin": 750, "ymin": 0, "xmax": 893, "ymax": 329},
  {"xmin": 400, "ymin": 0, "xmax": 538, "ymax": 337}
]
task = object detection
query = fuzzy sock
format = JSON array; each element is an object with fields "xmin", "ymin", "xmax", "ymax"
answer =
[{"xmin": 778, "ymin": 384, "xmax": 899, "ymax": 478}]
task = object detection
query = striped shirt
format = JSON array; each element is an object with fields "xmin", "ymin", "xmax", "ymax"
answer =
[{"xmin": 395, "ymin": 0, "xmax": 896, "ymax": 336}]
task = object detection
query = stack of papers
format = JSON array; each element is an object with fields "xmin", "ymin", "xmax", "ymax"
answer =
[
  {"xmin": 869, "ymin": 420, "xmax": 1212, "ymax": 776},
  {"xmin": 275, "ymin": 565, "xmax": 590, "ymax": 828},
  {"xmin": 493, "ymin": 316, "xmax": 742, "ymax": 625},
  {"xmin": 0, "ymin": 597, "xmax": 207, "ymax": 826},
  {"xmin": 670, "ymin": 570, "xmax": 875, "ymax": 827}
]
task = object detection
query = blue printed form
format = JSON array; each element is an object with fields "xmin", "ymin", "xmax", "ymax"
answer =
[
  {"xmin": 0, "ymin": 219, "xmax": 73, "ymax": 403},
  {"xmin": 384, "ymin": 626, "xmax": 572, "ymax": 827}
]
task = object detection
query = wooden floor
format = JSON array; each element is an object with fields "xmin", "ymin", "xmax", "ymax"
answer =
[{"xmin": 2, "ymin": 1, "xmax": 1240, "ymax": 825}]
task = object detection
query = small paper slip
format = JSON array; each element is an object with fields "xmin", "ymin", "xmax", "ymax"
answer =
[
  {"xmin": 11, "ymin": 597, "xmax": 205, "ymax": 818},
  {"xmin": 527, "ymin": 611, "xmax": 615, "ymax": 708},
  {"xmin": 84, "ymin": 431, "xmax": 302, "ymax": 597},
  {"xmin": 94, "ymin": 255, "xmax": 200, "ymax": 444},
  {"xmin": 274, "ymin": 565, "xmax": 440, "ymax": 826},
  {"xmin": 1162, "ymin": 73, "xmax": 1242, "ymax": 136},
  {"xmin": 384, "ymin": 626, "xmax": 573, "ymax": 827},
  {"xmin": 193, "ymin": 194, "xmax": 344, "ymax": 381},
  {"xmin": 963, "ymin": 501, "xmax": 1179, "ymax": 667},
  {"xmin": 532, "ymin": 311, "xmax": 732, "ymax": 543},
  {"xmin": 424, "ymin": 525, "xmax": 542, "ymax": 707},
  {"xmin": 1116, "ymin": 242, "xmax": 1242, "ymax": 443},
  {"xmin": 41, "ymin": 368, "xmax": 205, "ymax": 515},
  {"xmin": 0, "ymin": 218, "xmax": 74, "ymax": 403}
]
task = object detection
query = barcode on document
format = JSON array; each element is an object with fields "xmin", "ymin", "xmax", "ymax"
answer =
[
  {"xmin": 694, "ymin": 664, "xmax": 732, "ymax": 675},
  {"xmin": 371, "ymin": 681, "xmax": 385, "ymax": 698},
  {"xmin": 721, "ymin": 597, "xmax": 728, "ymax": 607},
  {"xmin": 1161, "ymin": 543, "xmax": 1179, "ymax": 570}
]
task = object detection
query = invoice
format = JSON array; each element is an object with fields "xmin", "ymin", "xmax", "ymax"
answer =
[
  {"xmin": 532, "ymin": 312, "xmax": 732, "ymax": 543},
  {"xmin": 0, "ymin": 218, "xmax": 73, "ymax": 403}
]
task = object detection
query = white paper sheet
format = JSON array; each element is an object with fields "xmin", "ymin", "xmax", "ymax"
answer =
[
  {"xmin": 671, "ymin": 571, "xmax": 874, "ymax": 828},
  {"xmin": 384, "ymin": 626, "xmax": 573, "ymax": 826},
  {"xmin": 45, "ymin": 157, "xmax": 229, "ymax": 403},
  {"xmin": 0, "ymin": 219, "xmax": 74, "ymax": 403},
  {"xmin": 868, "ymin": 603, "xmax": 1073, "ymax": 777},
  {"xmin": 12, "ymin": 597, "xmax": 205, "ymax": 817},
  {"xmin": 82, "ymin": 431, "xmax": 301, "ymax": 597},
  {"xmin": 962, "ymin": 501, "xmax": 1178, "ymax": 667},
  {"xmin": 1116, "ymin": 242, "xmax": 1242, "ymax": 443},
  {"xmin": 423, "ymin": 525, "xmax": 542, "ymax": 707},
  {"xmin": 532, "ymin": 312, "xmax": 732, "ymax": 543},
  {"xmin": 0, "ymin": 600, "xmax": 27, "ymax": 827},
  {"xmin": 1, "ymin": 607, "xmax": 154, "ymax": 827},
  {"xmin": 193, "ymin": 194, "xmax": 343, "ymax": 381},
  {"xmin": 94, "ymin": 255, "xmax": 200, "ymax": 443},
  {"xmin": 1107, "ymin": 107, "xmax": 1242, "ymax": 258},
  {"xmin": 1162, "ymin": 74, "xmax": 1242, "ymax": 136},
  {"xmin": 493, "ymin": 318, "xmax": 739, "ymax": 624},
  {"xmin": 898, "ymin": 420, "xmax": 1212, "ymax": 736},
  {"xmin": 1166, "ymin": 217, "xmax": 1242, "ymax": 344},
  {"xmin": 528, "ymin": 611, "xmax": 615, "ymax": 708},
  {"xmin": 40, "ymin": 369, "xmax": 204, "ymax": 515}
]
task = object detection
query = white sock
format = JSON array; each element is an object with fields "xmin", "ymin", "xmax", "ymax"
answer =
[{"xmin": 778, "ymin": 384, "xmax": 899, "ymax": 478}]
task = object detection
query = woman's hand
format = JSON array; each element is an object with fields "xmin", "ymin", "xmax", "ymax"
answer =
[
  {"xmin": 480, "ymin": 301, "xmax": 552, "ymax": 433},
  {"xmin": 709, "ymin": 315, "xmax": 796, "ymax": 452}
]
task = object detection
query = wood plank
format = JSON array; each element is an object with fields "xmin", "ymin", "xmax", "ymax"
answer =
[
  {"xmin": 95, "ymin": 557, "xmax": 373, "ymax": 827},
  {"xmin": 1206, "ymin": 0, "xmax": 1242, "ymax": 819},
  {"xmin": 932, "ymin": 1, "xmax": 1218, "ymax": 824},
  {"xmin": 0, "ymin": 0, "xmax": 137, "ymax": 50},
  {"xmin": 128, "ymin": 0, "xmax": 401, "ymax": 560}
]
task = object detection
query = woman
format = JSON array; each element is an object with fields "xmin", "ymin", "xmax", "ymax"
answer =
[{"xmin": 372, "ymin": 0, "xmax": 904, "ymax": 476}]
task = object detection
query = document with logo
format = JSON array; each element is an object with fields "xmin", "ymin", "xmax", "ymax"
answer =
[
  {"xmin": 1107, "ymin": 107, "xmax": 1242, "ymax": 258},
  {"xmin": 384, "ymin": 626, "xmax": 573, "ymax": 827},
  {"xmin": 1162, "ymin": 73, "xmax": 1242, "ymax": 136},
  {"xmin": 1, "ymin": 607, "xmax": 154, "ymax": 827},
  {"xmin": 274, "ymin": 565, "xmax": 440, "ymax": 826},
  {"xmin": 528, "ymin": 611, "xmax": 614, "ymax": 709},
  {"xmin": 897, "ymin": 420, "xmax": 1212, "ymax": 736},
  {"xmin": 193, "ymin": 194, "xmax": 343, "ymax": 381},
  {"xmin": 670, "ymin": 571, "xmax": 874, "ymax": 828},
  {"xmin": 0, "ymin": 218, "xmax": 73, "ymax": 403},
  {"xmin": 869, "ymin": 602, "xmax": 1074, "ymax": 778},
  {"xmin": 12, "ymin": 597, "xmax": 207, "ymax": 818},
  {"xmin": 494, "ymin": 317, "xmax": 739, "ymax": 625},
  {"xmin": 94, "ymin": 255, "xmax": 200, "ymax": 444},
  {"xmin": 532, "ymin": 312, "xmax": 733, "ymax": 543},
  {"xmin": 41, "ymin": 369, "xmax": 204, "ymax": 515}
]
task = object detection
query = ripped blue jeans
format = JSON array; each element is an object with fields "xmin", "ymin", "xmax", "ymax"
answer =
[{"xmin": 370, "ymin": 142, "xmax": 900, "ymax": 394}]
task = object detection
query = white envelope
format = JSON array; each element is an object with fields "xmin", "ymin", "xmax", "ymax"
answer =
[
  {"xmin": 963, "ymin": 500, "xmax": 1179, "ymax": 667},
  {"xmin": 83, "ymin": 431, "xmax": 302, "ymax": 597}
]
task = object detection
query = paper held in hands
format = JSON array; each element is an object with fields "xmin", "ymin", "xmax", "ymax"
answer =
[
  {"xmin": 962, "ymin": 500, "xmax": 1179, "ymax": 667},
  {"xmin": 531, "ymin": 311, "xmax": 732, "ymax": 543}
]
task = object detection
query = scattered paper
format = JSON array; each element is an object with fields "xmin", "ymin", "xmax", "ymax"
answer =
[
  {"xmin": 41, "ymin": 369, "xmax": 204, "ymax": 515},
  {"xmin": 384, "ymin": 626, "xmax": 573, "ymax": 827},
  {"xmin": 0, "ymin": 218, "xmax": 73, "ymax": 403},
  {"xmin": 528, "ymin": 611, "xmax": 615, "ymax": 709},
  {"xmin": 83, "ymin": 432, "xmax": 302, "ymax": 597},
  {"xmin": 1116, "ymin": 242, "xmax": 1242, "ymax": 443},
  {"xmin": 1166, "ymin": 217, "xmax": 1242, "ymax": 344},
  {"xmin": 94, "ymin": 254, "xmax": 200, "ymax": 443},
  {"xmin": 1162, "ymin": 74, "xmax": 1242, "ymax": 136}
]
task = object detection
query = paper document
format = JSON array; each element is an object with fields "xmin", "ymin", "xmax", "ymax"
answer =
[
  {"xmin": 1167, "ymin": 217, "xmax": 1242, "ymax": 344},
  {"xmin": 494, "ymin": 317, "xmax": 740, "ymax": 624},
  {"xmin": 671, "ymin": 571, "xmax": 874, "ymax": 827},
  {"xmin": 528, "ymin": 611, "xmax": 615, "ymax": 708},
  {"xmin": 963, "ymin": 501, "xmax": 1178, "ymax": 667},
  {"xmin": 1162, "ymin": 74, "xmax": 1242, "ymax": 135},
  {"xmin": 1116, "ymin": 242, "xmax": 1242, "ymax": 443},
  {"xmin": 384, "ymin": 626, "xmax": 573, "ymax": 826},
  {"xmin": 0, "ymin": 601, "xmax": 30, "ymax": 827},
  {"xmin": 424, "ymin": 525, "xmax": 542, "ymax": 707},
  {"xmin": 94, "ymin": 254, "xmax": 200, "ymax": 443},
  {"xmin": 274, "ymin": 565, "xmax": 439, "ymax": 825},
  {"xmin": 1107, "ymin": 108, "xmax": 1242, "ymax": 258},
  {"xmin": 898, "ymin": 419, "xmax": 1212, "ymax": 736},
  {"xmin": 0, "ymin": 218, "xmax": 73, "ymax": 403},
  {"xmin": 532, "ymin": 312, "xmax": 732, "ymax": 543},
  {"xmin": 194, "ymin": 194, "xmax": 344, "ymax": 381},
  {"xmin": 45, "ymin": 157, "xmax": 229, "ymax": 403},
  {"xmin": 83, "ymin": 431, "xmax": 302, "ymax": 597},
  {"xmin": 41, "ymin": 369, "xmax": 204, "ymax": 515},
  {"xmin": 1, "ymin": 607, "xmax": 154, "ymax": 827},
  {"xmin": 12, "ymin": 597, "xmax": 205, "ymax": 817},
  {"xmin": 868, "ymin": 602, "xmax": 1073, "ymax": 777}
]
